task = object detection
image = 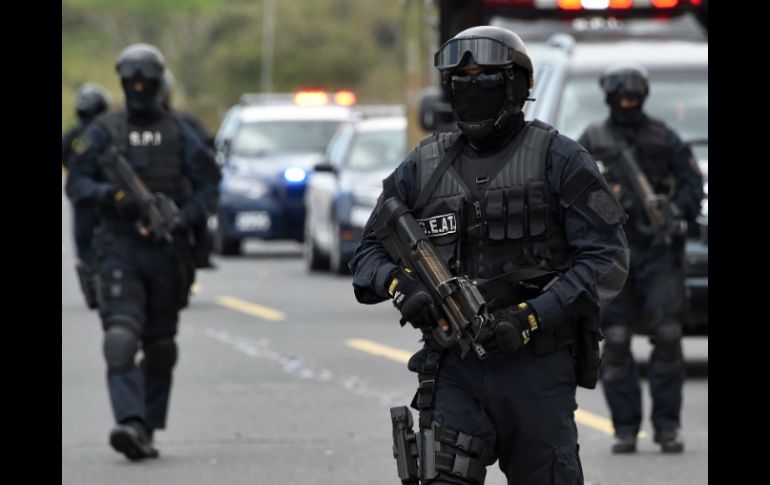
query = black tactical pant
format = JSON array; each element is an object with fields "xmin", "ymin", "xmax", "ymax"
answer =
[
  {"xmin": 409, "ymin": 345, "xmax": 583, "ymax": 485},
  {"xmin": 73, "ymin": 201, "xmax": 98, "ymax": 263},
  {"xmin": 97, "ymin": 233, "xmax": 192, "ymax": 430},
  {"xmin": 600, "ymin": 243, "xmax": 686, "ymax": 435}
]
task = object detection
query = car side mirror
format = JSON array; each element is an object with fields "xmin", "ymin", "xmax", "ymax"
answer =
[
  {"xmin": 216, "ymin": 139, "xmax": 232, "ymax": 166},
  {"xmin": 313, "ymin": 162, "xmax": 337, "ymax": 174},
  {"xmin": 418, "ymin": 88, "xmax": 454, "ymax": 132}
]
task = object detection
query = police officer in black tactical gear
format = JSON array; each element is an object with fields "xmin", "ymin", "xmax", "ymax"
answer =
[
  {"xmin": 63, "ymin": 83, "xmax": 112, "ymax": 308},
  {"xmin": 63, "ymin": 83, "xmax": 112, "ymax": 170},
  {"xmin": 351, "ymin": 26, "xmax": 630, "ymax": 485},
  {"xmin": 578, "ymin": 63, "xmax": 704, "ymax": 455},
  {"xmin": 159, "ymin": 70, "xmax": 217, "ymax": 270},
  {"xmin": 66, "ymin": 43, "xmax": 221, "ymax": 461}
]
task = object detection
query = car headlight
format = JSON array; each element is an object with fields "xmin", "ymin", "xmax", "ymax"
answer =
[
  {"xmin": 284, "ymin": 167, "xmax": 307, "ymax": 183},
  {"xmin": 224, "ymin": 178, "xmax": 269, "ymax": 199}
]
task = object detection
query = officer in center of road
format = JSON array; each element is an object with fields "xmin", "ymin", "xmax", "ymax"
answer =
[
  {"xmin": 578, "ymin": 63, "xmax": 704, "ymax": 455},
  {"xmin": 351, "ymin": 25, "xmax": 630, "ymax": 484},
  {"xmin": 66, "ymin": 43, "xmax": 221, "ymax": 461}
]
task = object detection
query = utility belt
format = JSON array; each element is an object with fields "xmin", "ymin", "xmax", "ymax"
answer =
[{"xmin": 95, "ymin": 222, "xmax": 196, "ymax": 309}]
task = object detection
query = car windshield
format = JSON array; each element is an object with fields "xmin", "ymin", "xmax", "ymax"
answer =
[
  {"xmin": 346, "ymin": 129, "xmax": 407, "ymax": 172},
  {"xmin": 231, "ymin": 120, "xmax": 343, "ymax": 158},
  {"xmin": 556, "ymin": 68, "xmax": 708, "ymax": 159}
]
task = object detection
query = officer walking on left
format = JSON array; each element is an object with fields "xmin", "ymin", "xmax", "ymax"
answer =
[{"xmin": 66, "ymin": 43, "xmax": 221, "ymax": 460}]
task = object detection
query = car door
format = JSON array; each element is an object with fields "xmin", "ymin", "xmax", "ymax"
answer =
[{"xmin": 311, "ymin": 123, "xmax": 354, "ymax": 251}]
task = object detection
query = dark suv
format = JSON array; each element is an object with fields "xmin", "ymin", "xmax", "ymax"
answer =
[{"xmin": 511, "ymin": 16, "xmax": 708, "ymax": 334}]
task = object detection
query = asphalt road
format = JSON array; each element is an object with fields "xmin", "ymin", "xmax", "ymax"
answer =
[{"xmin": 62, "ymin": 191, "xmax": 708, "ymax": 485}]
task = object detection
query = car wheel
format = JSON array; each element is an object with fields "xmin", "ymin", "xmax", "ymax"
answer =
[
  {"xmin": 329, "ymin": 224, "xmax": 351, "ymax": 275},
  {"xmin": 303, "ymin": 217, "xmax": 329, "ymax": 271}
]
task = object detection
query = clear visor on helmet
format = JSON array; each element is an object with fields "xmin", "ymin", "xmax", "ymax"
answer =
[
  {"xmin": 601, "ymin": 72, "xmax": 647, "ymax": 96},
  {"xmin": 434, "ymin": 36, "xmax": 514, "ymax": 71},
  {"xmin": 117, "ymin": 61, "xmax": 164, "ymax": 80}
]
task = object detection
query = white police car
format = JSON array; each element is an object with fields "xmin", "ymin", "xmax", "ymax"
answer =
[{"xmin": 304, "ymin": 114, "xmax": 407, "ymax": 273}]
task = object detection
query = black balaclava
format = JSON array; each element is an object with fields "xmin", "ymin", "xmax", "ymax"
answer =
[
  {"xmin": 608, "ymin": 93, "xmax": 646, "ymax": 127},
  {"xmin": 450, "ymin": 66, "xmax": 529, "ymax": 150},
  {"xmin": 76, "ymin": 110, "xmax": 96, "ymax": 126},
  {"xmin": 122, "ymin": 76, "xmax": 162, "ymax": 123}
]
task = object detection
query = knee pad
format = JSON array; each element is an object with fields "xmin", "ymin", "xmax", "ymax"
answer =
[
  {"xmin": 103, "ymin": 316, "xmax": 140, "ymax": 372},
  {"xmin": 143, "ymin": 338, "xmax": 178, "ymax": 375},
  {"xmin": 602, "ymin": 325, "xmax": 631, "ymax": 366},
  {"xmin": 650, "ymin": 322, "xmax": 682, "ymax": 374},
  {"xmin": 601, "ymin": 325, "xmax": 633, "ymax": 382}
]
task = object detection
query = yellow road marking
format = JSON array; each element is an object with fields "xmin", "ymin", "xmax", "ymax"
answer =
[
  {"xmin": 216, "ymin": 296, "xmax": 286, "ymax": 321},
  {"xmin": 575, "ymin": 409, "xmax": 612, "ymax": 435},
  {"xmin": 191, "ymin": 283, "xmax": 202, "ymax": 295},
  {"xmin": 345, "ymin": 338, "xmax": 647, "ymax": 437},
  {"xmin": 345, "ymin": 339, "xmax": 413, "ymax": 364},
  {"xmin": 574, "ymin": 410, "xmax": 647, "ymax": 437}
]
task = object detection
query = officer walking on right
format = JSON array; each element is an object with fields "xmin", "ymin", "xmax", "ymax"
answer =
[
  {"xmin": 66, "ymin": 43, "xmax": 220, "ymax": 460},
  {"xmin": 352, "ymin": 26, "xmax": 630, "ymax": 484},
  {"xmin": 578, "ymin": 63, "xmax": 704, "ymax": 454}
]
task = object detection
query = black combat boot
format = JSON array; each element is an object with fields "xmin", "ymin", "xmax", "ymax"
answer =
[
  {"xmin": 611, "ymin": 430, "xmax": 637, "ymax": 453},
  {"xmin": 109, "ymin": 419, "xmax": 159, "ymax": 460},
  {"xmin": 654, "ymin": 428, "xmax": 684, "ymax": 453}
]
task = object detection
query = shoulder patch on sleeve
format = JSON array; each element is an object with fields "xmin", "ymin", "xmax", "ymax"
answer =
[
  {"xmin": 72, "ymin": 134, "xmax": 92, "ymax": 155},
  {"xmin": 587, "ymin": 189, "xmax": 625, "ymax": 226}
]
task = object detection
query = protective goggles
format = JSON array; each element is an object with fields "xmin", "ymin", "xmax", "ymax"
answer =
[
  {"xmin": 435, "ymin": 36, "xmax": 515, "ymax": 71},
  {"xmin": 449, "ymin": 71, "xmax": 506, "ymax": 92},
  {"xmin": 117, "ymin": 61, "xmax": 164, "ymax": 80},
  {"xmin": 600, "ymin": 72, "xmax": 647, "ymax": 96}
]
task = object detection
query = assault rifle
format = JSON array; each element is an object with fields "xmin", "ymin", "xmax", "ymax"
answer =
[
  {"xmin": 372, "ymin": 197, "xmax": 494, "ymax": 360},
  {"xmin": 99, "ymin": 146, "xmax": 181, "ymax": 243}
]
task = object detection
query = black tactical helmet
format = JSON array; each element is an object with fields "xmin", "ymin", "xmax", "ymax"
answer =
[
  {"xmin": 75, "ymin": 83, "xmax": 111, "ymax": 122},
  {"xmin": 599, "ymin": 62, "xmax": 650, "ymax": 100},
  {"xmin": 115, "ymin": 43, "xmax": 166, "ymax": 80},
  {"xmin": 435, "ymin": 25, "xmax": 533, "ymax": 89}
]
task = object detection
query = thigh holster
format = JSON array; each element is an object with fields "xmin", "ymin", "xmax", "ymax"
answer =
[
  {"xmin": 390, "ymin": 348, "xmax": 488, "ymax": 484},
  {"xmin": 419, "ymin": 422, "xmax": 488, "ymax": 484}
]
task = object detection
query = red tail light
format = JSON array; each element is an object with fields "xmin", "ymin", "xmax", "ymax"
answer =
[
  {"xmin": 333, "ymin": 90, "xmax": 356, "ymax": 106},
  {"xmin": 294, "ymin": 91, "xmax": 329, "ymax": 106},
  {"xmin": 609, "ymin": 0, "xmax": 633, "ymax": 8},
  {"xmin": 558, "ymin": 0, "xmax": 583, "ymax": 10},
  {"xmin": 652, "ymin": 0, "xmax": 679, "ymax": 7}
]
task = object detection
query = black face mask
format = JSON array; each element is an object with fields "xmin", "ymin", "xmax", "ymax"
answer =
[
  {"xmin": 451, "ymin": 80, "xmax": 506, "ymax": 126},
  {"xmin": 608, "ymin": 94, "xmax": 645, "ymax": 126},
  {"xmin": 450, "ymin": 70, "xmax": 528, "ymax": 149},
  {"xmin": 122, "ymin": 78, "xmax": 161, "ymax": 120}
]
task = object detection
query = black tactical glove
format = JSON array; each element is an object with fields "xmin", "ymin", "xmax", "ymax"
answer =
[
  {"xmin": 483, "ymin": 302, "xmax": 540, "ymax": 356},
  {"xmin": 387, "ymin": 268, "xmax": 441, "ymax": 328},
  {"xmin": 101, "ymin": 186, "xmax": 141, "ymax": 219}
]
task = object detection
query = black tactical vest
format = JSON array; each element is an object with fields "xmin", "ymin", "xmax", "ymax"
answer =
[
  {"xmin": 582, "ymin": 118, "xmax": 675, "ymax": 197},
  {"xmin": 98, "ymin": 111, "xmax": 192, "ymax": 205},
  {"xmin": 412, "ymin": 121, "xmax": 571, "ymax": 308}
]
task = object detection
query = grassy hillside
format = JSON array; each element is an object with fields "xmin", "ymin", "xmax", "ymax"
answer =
[{"xmin": 62, "ymin": 0, "xmax": 404, "ymax": 134}]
